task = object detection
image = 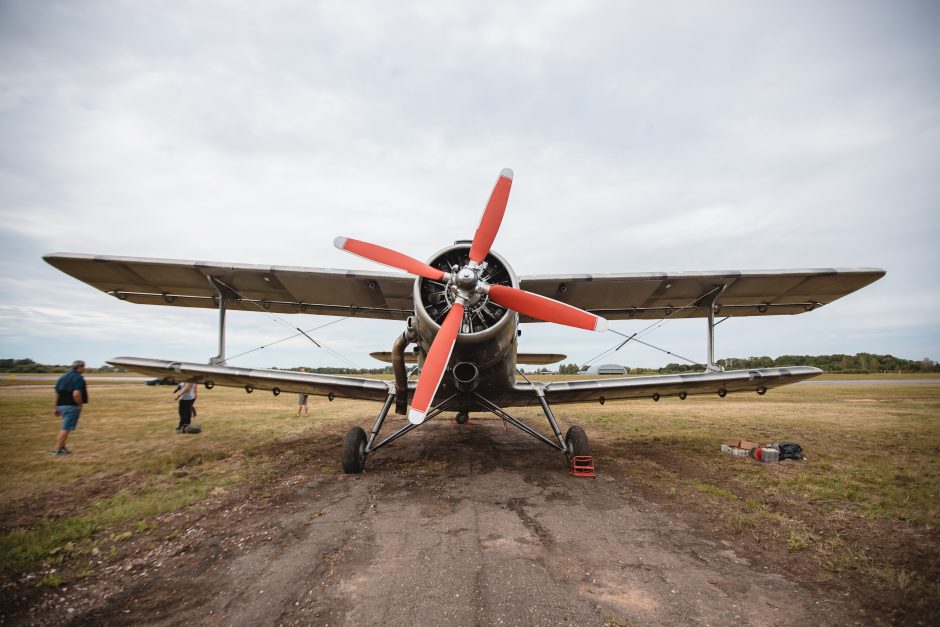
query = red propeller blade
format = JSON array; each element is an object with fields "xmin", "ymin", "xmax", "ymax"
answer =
[
  {"xmin": 487, "ymin": 284, "xmax": 607, "ymax": 332},
  {"xmin": 334, "ymin": 237, "xmax": 446, "ymax": 282},
  {"xmin": 468, "ymin": 168, "xmax": 513, "ymax": 264},
  {"xmin": 408, "ymin": 301, "xmax": 464, "ymax": 424}
]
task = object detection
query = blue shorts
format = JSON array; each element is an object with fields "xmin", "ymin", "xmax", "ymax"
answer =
[{"xmin": 58, "ymin": 406, "xmax": 81, "ymax": 431}]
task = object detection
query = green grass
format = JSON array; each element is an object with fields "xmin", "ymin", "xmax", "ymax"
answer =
[
  {"xmin": 568, "ymin": 380, "xmax": 940, "ymax": 610},
  {"xmin": 2, "ymin": 377, "xmax": 939, "ymax": 609},
  {"xmin": 691, "ymin": 479, "xmax": 738, "ymax": 501},
  {"xmin": 582, "ymin": 383, "xmax": 940, "ymax": 527},
  {"xmin": 0, "ymin": 464, "xmax": 238, "ymax": 579},
  {"xmin": 0, "ymin": 383, "xmax": 362, "ymax": 582}
]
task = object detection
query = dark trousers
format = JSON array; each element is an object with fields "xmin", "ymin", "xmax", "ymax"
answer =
[{"xmin": 178, "ymin": 399, "xmax": 195, "ymax": 427}]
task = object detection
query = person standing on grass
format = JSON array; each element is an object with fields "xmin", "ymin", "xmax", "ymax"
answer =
[
  {"xmin": 175, "ymin": 381, "xmax": 197, "ymax": 433},
  {"xmin": 52, "ymin": 360, "xmax": 87, "ymax": 456},
  {"xmin": 296, "ymin": 368, "xmax": 310, "ymax": 417}
]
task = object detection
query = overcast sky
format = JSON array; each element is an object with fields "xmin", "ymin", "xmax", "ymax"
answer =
[{"xmin": 1, "ymin": 0, "xmax": 938, "ymax": 370}]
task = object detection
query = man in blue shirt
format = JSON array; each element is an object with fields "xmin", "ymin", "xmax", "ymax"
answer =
[{"xmin": 53, "ymin": 360, "xmax": 88, "ymax": 456}]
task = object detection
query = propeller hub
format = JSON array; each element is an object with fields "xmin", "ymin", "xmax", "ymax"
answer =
[{"xmin": 455, "ymin": 267, "xmax": 478, "ymax": 290}]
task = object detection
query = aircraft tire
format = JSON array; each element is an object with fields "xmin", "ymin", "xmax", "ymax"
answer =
[
  {"xmin": 455, "ymin": 412, "xmax": 469, "ymax": 425},
  {"xmin": 565, "ymin": 425, "xmax": 591, "ymax": 459},
  {"xmin": 342, "ymin": 427, "xmax": 367, "ymax": 474}
]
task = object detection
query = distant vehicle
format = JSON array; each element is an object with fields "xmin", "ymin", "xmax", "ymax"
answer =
[{"xmin": 145, "ymin": 378, "xmax": 174, "ymax": 386}]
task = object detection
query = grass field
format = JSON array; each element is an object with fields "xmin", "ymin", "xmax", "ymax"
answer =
[{"xmin": 1, "ymin": 376, "xmax": 938, "ymax": 617}]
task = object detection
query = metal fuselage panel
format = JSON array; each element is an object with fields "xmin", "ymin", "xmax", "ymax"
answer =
[{"xmin": 412, "ymin": 245, "xmax": 519, "ymax": 406}]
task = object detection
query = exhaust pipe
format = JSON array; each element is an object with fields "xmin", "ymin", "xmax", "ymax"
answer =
[
  {"xmin": 392, "ymin": 320, "xmax": 416, "ymax": 414},
  {"xmin": 452, "ymin": 362, "xmax": 480, "ymax": 392}
]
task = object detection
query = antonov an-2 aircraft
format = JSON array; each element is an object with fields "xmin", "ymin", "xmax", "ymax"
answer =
[{"xmin": 45, "ymin": 169, "xmax": 884, "ymax": 473}]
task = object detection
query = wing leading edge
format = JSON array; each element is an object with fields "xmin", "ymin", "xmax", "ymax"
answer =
[
  {"xmin": 519, "ymin": 268, "xmax": 885, "ymax": 320},
  {"xmin": 44, "ymin": 254, "xmax": 884, "ymax": 323},
  {"xmin": 492, "ymin": 366, "xmax": 822, "ymax": 407},
  {"xmin": 44, "ymin": 254, "xmax": 415, "ymax": 321},
  {"xmin": 117, "ymin": 355, "xmax": 818, "ymax": 418},
  {"xmin": 109, "ymin": 357, "xmax": 401, "ymax": 403}
]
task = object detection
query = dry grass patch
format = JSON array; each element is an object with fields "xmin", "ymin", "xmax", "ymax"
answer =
[
  {"xmin": 2, "ymin": 377, "xmax": 938, "ymax": 619},
  {"xmin": 0, "ymin": 383, "xmax": 366, "ymax": 581},
  {"xmin": 571, "ymin": 381, "xmax": 940, "ymax": 618}
]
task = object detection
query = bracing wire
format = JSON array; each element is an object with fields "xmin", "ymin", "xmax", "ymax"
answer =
[
  {"xmin": 213, "ymin": 279, "xmax": 363, "ymax": 369},
  {"xmin": 581, "ymin": 286, "xmax": 722, "ymax": 368},
  {"xmin": 224, "ymin": 317, "xmax": 347, "ymax": 362},
  {"xmin": 608, "ymin": 329, "xmax": 699, "ymax": 366}
]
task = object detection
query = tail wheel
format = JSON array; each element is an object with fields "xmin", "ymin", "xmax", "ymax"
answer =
[
  {"xmin": 455, "ymin": 412, "xmax": 469, "ymax": 425},
  {"xmin": 342, "ymin": 427, "xmax": 367, "ymax": 474},
  {"xmin": 565, "ymin": 425, "xmax": 591, "ymax": 459}
]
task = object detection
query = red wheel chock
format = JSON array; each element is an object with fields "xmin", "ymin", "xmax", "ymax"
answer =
[{"xmin": 570, "ymin": 455, "xmax": 596, "ymax": 477}]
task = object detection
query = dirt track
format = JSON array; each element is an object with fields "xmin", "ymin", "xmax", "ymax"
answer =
[{"xmin": 14, "ymin": 418, "xmax": 857, "ymax": 626}]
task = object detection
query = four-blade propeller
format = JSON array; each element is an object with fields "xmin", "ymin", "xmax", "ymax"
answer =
[{"xmin": 334, "ymin": 168, "xmax": 607, "ymax": 424}]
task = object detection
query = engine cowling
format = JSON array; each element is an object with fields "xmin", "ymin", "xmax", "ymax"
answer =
[{"xmin": 412, "ymin": 243, "xmax": 518, "ymax": 370}]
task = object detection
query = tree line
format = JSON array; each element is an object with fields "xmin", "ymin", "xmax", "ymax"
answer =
[
  {"xmin": 4, "ymin": 354, "xmax": 938, "ymax": 375},
  {"xmin": 542, "ymin": 353, "xmax": 940, "ymax": 375},
  {"xmin": 0, "ymin": 358, "xmax": 72, "ymax": 373},
  {"xmin": 0, "ymin": 359, "xmax": 127, "ymax": 373},
  {"xmin": 276, "ymin": 366, "xmax": 394, "ymax": 375}
]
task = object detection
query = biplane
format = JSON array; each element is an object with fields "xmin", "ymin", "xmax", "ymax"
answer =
[{"xmin": 44, "ymin": 169, "xmax": 884, "ymax": 473}]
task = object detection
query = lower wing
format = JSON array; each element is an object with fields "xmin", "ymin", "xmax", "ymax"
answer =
[
  {"xmin": 494, "ymin": 366, "xmax": 822, "ymax": 407},
  {"xmin": 114, "ymin": 356, "xmax": 820, "ymax": 410},
  {"xmin": 110, "ymin": 357, "xmax": 399, "ymax": 402}
]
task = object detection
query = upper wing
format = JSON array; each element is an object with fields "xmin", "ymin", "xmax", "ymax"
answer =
[
  {"xmin": 519, "ymin": 268, "xmax": 885, "ymax": 321},
  {"xmin": 493, "ymin": 366, "xmax": 822, "ymax": 407},
  {"xmin": 45, "ymin": 255, "xmax": 884, "ymax": 323},
  {"xmin": 44, "ymin": 253, "xmax": 416, "ymax": 321},
  {"xmin": 109, "ymin": 356, "xmax": 401, "ymax": 402}
]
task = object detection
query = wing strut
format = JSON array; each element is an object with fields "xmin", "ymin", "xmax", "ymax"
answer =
[
  {"xmin": 207, "ymin": 276, "xmax": 238, "ymax": 365},
  {"xmin": 704, "ymin": 284, "xmax": 728, "ymax": 372}
]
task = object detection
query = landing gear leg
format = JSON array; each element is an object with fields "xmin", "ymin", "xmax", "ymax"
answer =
[
  {"xmin": 340, "ymin": 391, "xmax": 461, "ymax": 473},
  {"xmin": 470, "ymin": 390, "xmax": 584, "ymax": 470}
]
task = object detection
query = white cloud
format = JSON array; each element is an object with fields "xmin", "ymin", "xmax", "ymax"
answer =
[{"xmin": 1, "ymin": 0, "xmax": 938, "ymax": 369}]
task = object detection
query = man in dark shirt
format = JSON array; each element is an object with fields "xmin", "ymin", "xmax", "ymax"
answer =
[{"xmin": 52, "ymin": 360, "xmax": 88, "ymax": 456}]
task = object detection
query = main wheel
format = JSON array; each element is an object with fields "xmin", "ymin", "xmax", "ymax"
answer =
[
  {"xmin": 342, "ymin": 427, "xmax": 367, "ymax": 474},
  {"xmin": 565, "ymin": 425, "xmax": 591, "ymax": 459},
  {"xmin": 455, "ymin": 412, "xmax": 469, "ymax": 425}
]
